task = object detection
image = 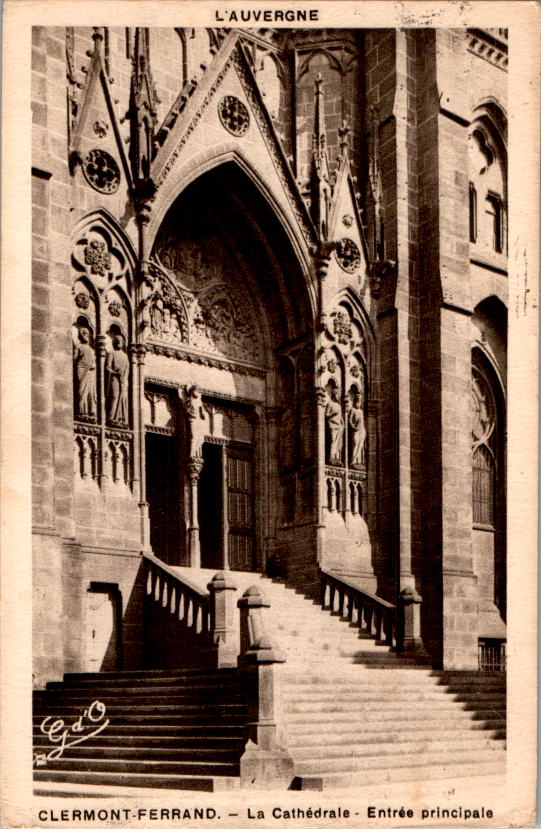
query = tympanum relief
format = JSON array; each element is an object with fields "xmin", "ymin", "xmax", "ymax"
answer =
[{"xmin": 147, "ymin": 230, "xmax": 264, "ymax": 366}]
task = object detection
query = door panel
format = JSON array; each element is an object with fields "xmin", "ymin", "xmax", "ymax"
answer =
[
  {"xmin": 145, "ymin": 432, "xmax": 180, "ymax": 565},
  {"xmin": 227, "ymin": 449, "xmax": 254, "ymax": 570}
]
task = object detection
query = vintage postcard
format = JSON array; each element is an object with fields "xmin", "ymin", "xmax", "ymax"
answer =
[{"xmin": 1, "ymin": 1, "xmax": 538, "ymax": 828}]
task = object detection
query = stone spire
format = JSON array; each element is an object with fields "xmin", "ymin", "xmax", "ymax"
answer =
[
  {"xmin": 129, "ymin": 28, "xmax": 159, "ymax": 186},
  {"xmin": 309, "ymin": 74, "xmax": 332, "ymax": 240}
]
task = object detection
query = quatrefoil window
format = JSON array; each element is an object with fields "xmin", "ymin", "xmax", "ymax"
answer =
[
  {"xmin": 335, "ymin": 238, "xmax": 361, "ymax": 274},
  {"xmin": 218, "ymin": 96, "xmax": 250, "ymax": 137},
  {"xmin": 82, "ymin": 149, "xmax": 121, "ymax": 194}
]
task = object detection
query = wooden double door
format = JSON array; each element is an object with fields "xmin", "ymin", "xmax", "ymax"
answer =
[{"xmin": 199, "ymin": 442, "xmax": 255, "ymax": 571}]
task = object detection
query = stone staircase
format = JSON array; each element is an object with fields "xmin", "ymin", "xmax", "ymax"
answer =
[
  {"xmin": 33, "ymin": 569, "xmax": 505, "ymax": 792},
  {"xmin": 33, "ymin": 668, "xmax": 246, "ymax": 791}
]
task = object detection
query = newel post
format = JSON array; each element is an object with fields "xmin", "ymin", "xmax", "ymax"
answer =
[
  {"xmin": 237, "ymin": 586, "xmax": 294, "ymax": 788},
  {"xmin": 207, "ymin": 572, "xmax": 237, "ymax": 668},
  {"xmin": 397, "ymin": 586, "xmax": 428, "ymax": 658}
]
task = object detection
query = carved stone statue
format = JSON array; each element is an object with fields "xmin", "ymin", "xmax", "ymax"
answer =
[
  {"xmin": 184, "ymin": 385, "xmax": 208, "ymax": 459},
  {"xmin": 349, "ymin": 390, "xmax": 366, "ymax": 467},
  {"xmin": 73, "ymin": 328, "xmax": 97, "ymax": 420},
  {"xmin": 325, "ymin": 388, "xmax": 344, "ymax": 464},
  {"xmin": 105, "ymin": 335, "xmax": 129, "ymax": 426}
]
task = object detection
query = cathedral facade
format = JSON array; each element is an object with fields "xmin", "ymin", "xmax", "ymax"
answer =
[{"xmin": 31, "ymin": 25, "xmax": 508, "ymax": 686}]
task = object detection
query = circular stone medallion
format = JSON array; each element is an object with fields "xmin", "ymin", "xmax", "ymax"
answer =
[
  {"xmin": 218, "ymin": 96, "xmax": 250, "ymax": 137},
  {"xmin": 335, "ymin": 238, "xmax": 361, "ymax": 273},
  {"xmin": 82, "ymin": 149, "xmax": 121, "ymax": 194}
]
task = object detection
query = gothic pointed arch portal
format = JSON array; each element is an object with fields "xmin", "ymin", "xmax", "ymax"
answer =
[{"xmin": 143, "ymin": 162, "xmax": 317, "ymax": 573}]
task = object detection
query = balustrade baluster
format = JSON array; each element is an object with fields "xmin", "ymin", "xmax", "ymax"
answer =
[{"xmin": 338, "ymin": 585, "xmax": 345, "ymax": 617}]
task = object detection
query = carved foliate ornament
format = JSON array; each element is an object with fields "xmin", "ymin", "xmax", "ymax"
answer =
[
  {"xmin": 84, "ymin": 239, "xmax": 112, "ymax": 276},
  {"xmin": 108, "ymin": 301, "xmax": 122, "ymax": 317},
  {"xmin": 332, "ymin": 310, "xmax": 352, "ymax": 345},
  {"xmin": 75, "ymin": 292, "xmax": 90, "ymax": 309},
  {"xmin": 218, "ymin": 95, "xmax": 250, "ymax": 136},
  {"xmin": 93, "ymin": 119, "xmax": 108, "ymax": 138},
  {"xmin": 82, "ymin": 149, "xmax": 121, "ymax": 194},
  {"xmin": 335, "ymin": 238, "xmax": 361, "ymax": 273},
  {"xmin": 342, "ymin": 214, "xmax": 353, "ymax": 227}
]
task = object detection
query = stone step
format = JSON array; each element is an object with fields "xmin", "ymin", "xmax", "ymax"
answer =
[
  {"xmin": 33, "ymin": 713, "xmax": 248, "ymax": 725},
  {"xmin": 281, "ymin": 688, "xmax": 506, "ymax": 703},
  {"xmin": 35, "ymin": 692, "xmax": 246, "ymax": 705},
  {"xmin": 33, "ymin": 724, "xmax": 245, "ymax": 737},
  {"xmin": 62, "ymin": 668, "xmax": 237, "ymax": 682},
  {"xmin": 33, "ymin": 770, "xmax": 240, "ymax": 791},
  {"xmin": 288, "ymin": 738, "xmax": 505, "ymax": 760},
  {"xmin": 34, "ymin": 702, "xmax": 248, "ymax": 715},
  {"xmin": 286, "ymin": 728, "xmax": 506, "ymax": 746},
  {"xmin": 292, "ymin": 747, "xmax": 504, "ymax": 775},
  {"xmin": 33, "ymin": 734, "xmax": 246, "ymax": 748},
  {"xmin": 282, "ymin": 669, "xmax": 436, "ymax": 683},
  {"xmin": 293, "ymin": 759, "xmax": 506, "ymax": 790},
  {"xmin": 33, "ymin": 758, "xmax": 239, "ymax": 776},
  {"xmin": 33, "ymin": 745, "xmax": 240, "ymax": 761},
  {"xmin": 283, "ymin": 708, "xmax": 497, "ymax": 724},
  {"xmin": 282, "ymin": 699, "xmax": 505, "ymax": 714},
  {"xmin": 44, "ymin": 678, "xmax": 241, "ymax": 692}
]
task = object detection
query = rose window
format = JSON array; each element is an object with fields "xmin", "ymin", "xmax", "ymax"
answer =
[
  {"xmin": 82, "ymin": 149, "xmax": 121, "ymax": 194},
  {"xmin": 218, "ymin": 96, "xmax": 250, "ymax": 136},
  {"xmin": 335, "ymin": 238, "xmax": 361, "ymax": 273}
]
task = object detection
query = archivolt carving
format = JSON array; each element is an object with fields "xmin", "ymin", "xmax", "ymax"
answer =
[
  {"xmin": 153, "ymin": 235, "xmax": 219, "ymax": 292},
  {"xmin": 142, "ymin": 263, "xmax": 189, "ymax": 345}
]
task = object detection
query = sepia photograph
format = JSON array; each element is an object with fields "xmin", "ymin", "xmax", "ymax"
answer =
[{"xmin": 1, "ymin": 3, "xmax": 538, "ymax": 827}]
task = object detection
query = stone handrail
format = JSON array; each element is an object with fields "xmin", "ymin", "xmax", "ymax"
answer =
[
  {"xmin": 143, "ymin": 554, "xmax": 238, "ymax": 668},
  {"xmin": 320, "ymin": 568, "xmax": 397, "ymax": 648}
]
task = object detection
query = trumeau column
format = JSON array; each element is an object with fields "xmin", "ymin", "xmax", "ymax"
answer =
[
  {"xmin": 182, "ymin": 386, "xmax": 207, "ymax": 568},
  {"xmin": 186, "ymin": 458, "xmax": 203, "ymax": 568}
]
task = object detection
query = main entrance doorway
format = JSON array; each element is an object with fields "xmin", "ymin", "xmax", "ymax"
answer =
[
  {"xmin": 145, "ymin": 431, "xmax": 180, "ymax": 565},
  {"xmin": 199, "ymin": 442, "xmax": 255, "ymax": 571}
]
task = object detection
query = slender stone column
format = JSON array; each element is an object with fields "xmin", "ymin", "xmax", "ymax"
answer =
[
  {"xmin": 186, "ymin": 457, "xmax": 203, "ymax": 568},
  {"xmin": 220, "ymin": 444, "xmax": 229, "ymax": 570},
  {"xmin": 129, "ymin": 343, "xmax": 148, "ymax": 546},
  {"xmin": 315, "ymin": 386, "xmax": 327, "ymax": 563},
  {"xmin": 96, "ymin": 335, "xmax": 108, "ymax": 486}
]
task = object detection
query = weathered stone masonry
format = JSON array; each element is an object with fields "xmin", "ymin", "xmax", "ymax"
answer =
[{"xmin": 32, "ymin": 26, "xmax": 507, "ymax": 684}]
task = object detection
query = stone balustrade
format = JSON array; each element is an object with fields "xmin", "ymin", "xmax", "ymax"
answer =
[{"xmin": 320, "ymin": 568, "xmax": 396, "ymax": 647}]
